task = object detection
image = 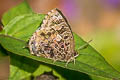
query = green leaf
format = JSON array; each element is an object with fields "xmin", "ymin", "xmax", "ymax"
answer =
[
  {"xmin": 0, "ymin": 34, "xmax": 120, "ymax": 80},
  {"xmin": 90, "ymin": 75, "xmax": 112, "ymax": 80},
  {"xmin": 32, "ymin": 64, "xmax": 66, "ymax": 80},
  {"xmin": 9, "ymin": 53, "xmax": 39, "ymax": 80},
  {"xmin": 9, "ymin": 53, "xmax": 92, "ymax": 80},
  {"xmin": 1, "ymin": 0, "xmax": 33, "ymax": 26},
  {"xmin": 10, "ymin": 52, "xmax": 108, "ymax": 80},
  {"xmin": 1, "ymin": 1, "xmax": 120, "ymax": 79},
  {"xmin": 3, "ymin": 14, "xmax": 45, "ymax": 41},
  {"xmin": 33, "ymin": 63, "xmax": 93, "ymax": 80}
]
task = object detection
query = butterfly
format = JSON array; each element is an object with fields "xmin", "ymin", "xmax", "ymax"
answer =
[{"xmin": 28, "ymin": 8, "xmax": 79, "ymax": 66}]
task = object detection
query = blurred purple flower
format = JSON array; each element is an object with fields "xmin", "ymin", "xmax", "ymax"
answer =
[
  {"xmin": 101, "ymin": 0, "xmax": 120, "ymax": 9},
  {"xmin": 61, "ymin": 0, "xmax": 80, "ymax": 19}
]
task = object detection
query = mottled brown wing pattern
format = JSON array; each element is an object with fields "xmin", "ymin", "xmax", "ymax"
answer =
[{"xmin": 29, "ymin": 8, "xmax": 77, "ymax": 63}]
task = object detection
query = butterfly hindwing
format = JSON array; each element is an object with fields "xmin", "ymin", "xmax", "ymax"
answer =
[{"xmin": 29, "ymin": 8, "xmax": 77, "ymax": 63}]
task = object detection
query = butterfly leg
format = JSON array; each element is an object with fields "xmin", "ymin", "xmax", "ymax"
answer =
[
  {"xmin": 65, "ymin": 58, "xmax": 72, "ymax": 67},
  {"xmin": 72, "ymin": 53, "xmax": 79, "ymax": 64},
  {"xmin": 65, "ymin": 60, "xmax": 70, "ymax": 67},
  {"xmin": 52, "ymin": 58, "xmax": 57, "ymax": 64},
  {"xmin": 72, "ymin": 57, "xmax": 76, "ymax": 64},
  {"xmin": 52, "ymin": 54, "xmax": 58, "ymax": 63},
  {"xmin": 73, "ymin": 58, "xmax": 76, "ymax": 64}
]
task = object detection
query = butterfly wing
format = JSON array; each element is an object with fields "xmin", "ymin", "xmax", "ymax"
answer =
[{"xmin": 29, "ymin": 8, "xmax": 76, "ymax": 62}]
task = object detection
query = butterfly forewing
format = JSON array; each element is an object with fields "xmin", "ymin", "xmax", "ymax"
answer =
[{"xmin": 29, "ymin": 8, "xmax": 77, "ymax": 62}]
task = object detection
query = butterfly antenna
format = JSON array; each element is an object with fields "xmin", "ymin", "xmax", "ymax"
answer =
[{"xmin": 78, "ymin": 39, "xmax": 92, "ymax": 50}]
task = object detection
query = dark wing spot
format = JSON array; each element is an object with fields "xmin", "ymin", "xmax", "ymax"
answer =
[
  {"xmin": 40, "ymin": 49, "xmax": 44, "ymax": 54},
  {"xmin": 50, "ymin": 28, "xmax": 56, "ymax": 34},
  {"xmin": 55, "ymin": 44, "xmax": 58, "ymax": 48},
  {"xmin": 57, "ymin": 28, "xmax": 65, "ymax": 34},
  {"xmin": 57, "ymin": 40, "xmax": 62, "ymax": 44},
  {"xmin": 61, "ymin": 45, "xmax": 64, "ymax": 48},
  {"xmin": 47, "ymin": 32, "xmax": 51, "ymax": 36},
  {"xmin": 59, "ymin": 48, "xmax": 62, "ymax": 51},
  {"xmin": 41, "ymin": 32, "xmax": 45, "ymax": 36},
  {"xmin": 64, "ymin": 36, "xmax": 68, "ymax": 39},
  {"xmin": 50, "ymin": 49, "xmax": 54, "ymax": 58},
  {"xmin": 65, "ymin": 43, "xmax": 70, "ymax": 46}
]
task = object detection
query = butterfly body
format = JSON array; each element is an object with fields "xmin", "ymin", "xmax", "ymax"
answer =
[{"xmin": 29, "ymin": 9, "xmax": 78, "ymax": 64}]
